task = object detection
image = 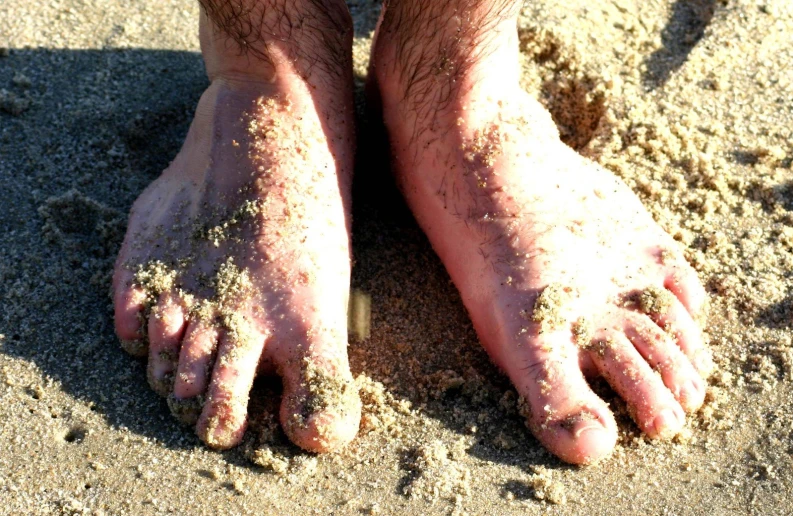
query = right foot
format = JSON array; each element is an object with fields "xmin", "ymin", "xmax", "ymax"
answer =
[{"xmin": 112, "ymin": 3, "xmax": 360, "ymax": 453}]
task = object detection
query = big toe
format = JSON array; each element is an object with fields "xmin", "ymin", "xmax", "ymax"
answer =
[
  {"xmin": 540, "ymin": 407, "xmax": 617, "ymax": 465},
  {"xmin": 279, "ymin": 354, "xmax": 361, "ymax": 453},
  {"xmin": 511, "ymin": 335, "xmax": 617, "ymax": 465}
]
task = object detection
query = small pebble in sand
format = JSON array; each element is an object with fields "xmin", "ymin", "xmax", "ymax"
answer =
[
  {"xmin": 529, "ymin": 467, "xmax": 567, "ymax": 505},
  {"xmin": 252, "ymin": 448, "xmax": 290, "ymax": 475},
  {"xmin": 403, "ymin": 440, "xmax": 472, "ymax": 502},
  {"xmin": 0, "ymin": 88, "xmax": 30, "ymax": 115},
  {"xmin": 12, "ymin": 72, "xmax": 31, "ymax": 89}
]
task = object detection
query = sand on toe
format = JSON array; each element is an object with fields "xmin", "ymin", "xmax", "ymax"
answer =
[{"xmin": 1, "ymin": 0, "xmax": 792, "ymax": 513}]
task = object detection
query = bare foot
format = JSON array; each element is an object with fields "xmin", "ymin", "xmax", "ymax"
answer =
[
  {"xmin": 112, "ymin": 3, "xmax": 360, "ymax": 452},
  {"xmin": 372, "ymin": 1, "xmax": 712, "ymax": 464}
]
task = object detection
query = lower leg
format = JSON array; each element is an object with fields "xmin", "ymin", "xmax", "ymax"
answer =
[
  {"xmin": 372, "ymin": 0, "xmax": 523, "ymax": 125},
  {"xmin": 199, "ymin": 0, "xmax": 353, "ymax": 85},
  {"xmin": 112, "ymin": 0, "xmax": 361, "ymax": 453},
  {"xmin": 372, "ymin": 0, "xmax": 711, "ymax": 464}
]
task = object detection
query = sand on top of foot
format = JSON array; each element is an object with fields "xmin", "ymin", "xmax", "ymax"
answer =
[{"xmin": 1, "ymin": 0, "xmax": 792, "ymax": 514}]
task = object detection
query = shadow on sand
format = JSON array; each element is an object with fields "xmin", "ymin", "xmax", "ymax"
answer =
[{"xmin": 642, "ymin": 0, "xmax": 717, "ymax": 89}]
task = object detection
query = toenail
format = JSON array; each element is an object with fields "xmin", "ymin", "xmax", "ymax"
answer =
[
  {"xmin": 678, "ymin": 380, "xmax": 701, "ymax": 405},
  {"xmin": 561, "ymin": 411, "xmax": 606, "ymax": 439},
  {"xmin": 572, "ymin": 419, "xmax": 605, "ymax": 439},
  {"xmin": 652, "ymin": 409, "xmax": 682, "ymax": 438}
]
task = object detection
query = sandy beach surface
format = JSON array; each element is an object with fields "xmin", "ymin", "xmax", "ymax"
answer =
[{"xmin": 1, "ymin": 0, "xmax": 792, "ymax": 514}]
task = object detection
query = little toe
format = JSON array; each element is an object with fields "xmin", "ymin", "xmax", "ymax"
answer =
[
  {"xmin": 665, "ymin": 265, "xmax": 707, "ymax": 318},
  {"xmin": 113, "ymin": 270, "xmax": 148, "ymax": 357},
  {"xmin": 624, "ymin": 316, "xmax": 706, "ymax": 412},
  {"xmin": 589, "ymin": 333, "xmax": 685, "ymax": 440},
  {"xmin": 196, "ymin": 323, "xmax": 267, "ymax": 449},
  {"xmin": 278, "ymin": 347, "xmax": 361, "ymax": 453},
  {"xmin": 648, "ymin": 297, "xmax": 714, "ymax": 378},
  {"xmin": 170, "ymin": 320, "xmax": 220, "ymax": 424},
  {"xmin": 147, "ymin": 293, "xmax": 187, "ymax": 397},
  {"xmin": 508, "ymin": 334, "xmax": 617, "ymax": 465}
]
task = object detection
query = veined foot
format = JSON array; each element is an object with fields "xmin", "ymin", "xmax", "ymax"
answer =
[
  {"xmin": 112, "ymin": 4, "xmax": 360, "ymax": 453},
  {"xmin": 372, "ymin": 2, "xmax": 712, "ymax": 464}
]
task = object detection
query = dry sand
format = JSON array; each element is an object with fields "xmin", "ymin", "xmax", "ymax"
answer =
[{"xmin": 1, "ymin": 0, "xmax": 792, "ymax": 514}]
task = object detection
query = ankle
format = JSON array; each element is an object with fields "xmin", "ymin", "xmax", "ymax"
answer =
[
  {"xmin": 199, "ymin": 0, "xmax": 353, "ymax": 85},
  {"xmin": 371, "ymin": 2, "xmax": 522, "ymax": 110}
]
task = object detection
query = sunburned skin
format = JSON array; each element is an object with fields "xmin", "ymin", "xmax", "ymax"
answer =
[
  {"xmin": 371, "ymin": 0, "xmax": 713, "ymax": 464},
  {"xmin": 113, "ymin": 0, "xmax": 713, "ymax": 464},
  {"xmin": 112, "ymin": 5, "xmax": 361, "ymax": 452}
]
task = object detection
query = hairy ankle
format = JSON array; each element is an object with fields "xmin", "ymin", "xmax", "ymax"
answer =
[
  {"xmin": 199, "ymin": 0, "xmax": 353, "ymax": 85},
  {"xmin": 372, "ymin": 0, "xmax": 521, "ymax": 112}
]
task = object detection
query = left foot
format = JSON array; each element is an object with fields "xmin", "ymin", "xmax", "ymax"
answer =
[{"xmin": 371, "ymin": 2, "xmax": 713, "ymax": 464}]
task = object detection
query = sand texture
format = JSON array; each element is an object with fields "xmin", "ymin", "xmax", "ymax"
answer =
[{"xmin": 1, "ymin": 0, "xmax": 792, "ymax": 514}]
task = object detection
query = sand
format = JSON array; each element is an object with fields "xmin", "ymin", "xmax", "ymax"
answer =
[{"xmin": 1, "ymin": 0, "xmax": 792, "ymax": 514}]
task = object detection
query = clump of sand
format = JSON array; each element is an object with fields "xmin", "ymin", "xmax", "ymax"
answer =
[
  {"xmin": 0, "ymin": 88, "xmax": 29, "ymax": 115},
  {"xmin": 638, "ymin": 285, "xmax": 675, "ymax": 315},
  {"xmin": 403, "ymin": 439, "xmax": 472, "ymax": 504},
  {"xmin": 528, "ymin": 283, "xmax": 574, "ymax": 332},
  {"xmin": 286, "ymin": 359, "xmax": 360, "ymax": 438},
  {"xmin": 526, "ymin": 465, "xmax": 567, "ymax": 505},
  {"xmin": 356, "ymin": 374, "xmax": 412, "ymax": 437}
]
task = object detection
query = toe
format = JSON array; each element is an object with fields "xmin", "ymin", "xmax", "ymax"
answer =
[
  {"xmin": 147, "ymin": 293, "xmax": 187, "ymax": 396},
  {"xmin": 665, "ymin": 265, "xmax": 707, "ymax": 318},
  {"xmin": 169, "ymin": 320, "xmax": 220, "ymax": 424},
  {"xmin": 113, "ymin": 269, "xmax": 148, "ymax": 357},
  {"xmin": 196, "ymin": 321, "xmax": 267, "ymax": 449},
  {"xmin": 624, "ymin": 316, "xmax": 706, "ymax": 412},
  {"xmin": 590, "ymin": 332, "xmax": 685, "ymax": 440},
  {"xmin": 509, "ymin": 333, "xmax": 617, "ymax": 465},
  {"xmin": 649, "ymin": 297, "xmax": 714, "ymax": 378},
  {"xmin": 172, "ymin": 320, "xmax": 219, "ymax": 399},
  {"xmin": 278, "ymin": 339, "xmax": 361, "ymax": 453}
]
